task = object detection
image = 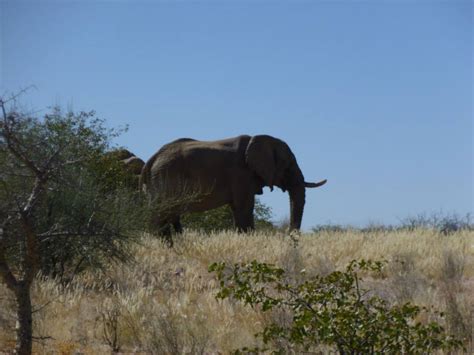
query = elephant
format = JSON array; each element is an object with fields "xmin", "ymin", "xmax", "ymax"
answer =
[
  {"xmin": 104, "ymin": 149, "xmax": 145, "ymax": 189},
  {"xmin": 122, "ymin": 155, "xmax": 145, "ymax": 177},
  {"xmin": 140, "ymin": 135, "xmax": 327, "ymax": 244}
]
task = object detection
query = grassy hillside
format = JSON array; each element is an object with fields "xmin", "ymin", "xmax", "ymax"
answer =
[{"xmin": 1, "ymin": 229, "xmax": 473, "ymax": 353}]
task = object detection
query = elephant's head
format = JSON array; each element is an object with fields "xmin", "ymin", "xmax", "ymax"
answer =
[
  {"xmin": 122, "ymin": 156, "xmax": 145, "ymax": 176},
  {"xmin": 245, "ymin": 135, "xmax": 326, "ymax": 231},
  {"xmin": 107, "ymin": 148, "xmax": 135, "ymax": 161},
  {"xmin": 104, "ymin": 149, "xmax": 145, "ymax": 189}
]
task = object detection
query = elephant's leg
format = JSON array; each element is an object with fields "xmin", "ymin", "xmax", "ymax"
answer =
[
  {"xmin": 172, "ymin": 216, "xmax": 183, "ymax": 234},
  {"xmin": 160, "ymin": 227, "xmax": 173, "ymax": 248},
  {"xmin": 151, "ymin": 216, "xmax": 174, "ymax": 247},
  {"xmin": 231, "ymin": 194, "xmax": 255, "ymax": 232},
  {"xmin": 160, "ymin": 224, "xmax": 174, "ymax": 247}
]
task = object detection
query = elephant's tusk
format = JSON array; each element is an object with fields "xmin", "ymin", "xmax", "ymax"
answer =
[{"xmin": 305, "ymin": 179, "xmax": 327, "ymax": 188}]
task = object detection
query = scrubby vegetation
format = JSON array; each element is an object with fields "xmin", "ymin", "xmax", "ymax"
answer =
[
  {"xmin": 183, "ymin": 200, "xmax": 274, "ymax": 233},
  {"xmin": 211, "ymin": 259, "xmax": 463, "ymax": 354},
  {"xmin": 1, "ymin": 96, "xmax": 472, "ymax": 354},
  {"xmin": 313, "ymin": 212, "xmax": 474, "ymax": 235},
  {"xmin": 0, "ymin": 228, "xmax": 472, "ymax": 353},
  {"xmin": 0, "ymin": 97, "xmax": 148, "ymax": 353}
]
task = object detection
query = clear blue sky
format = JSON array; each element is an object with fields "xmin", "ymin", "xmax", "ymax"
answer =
[{"xmin": 1, "ymin": 1, "xmax": 472, "ymax": 229}]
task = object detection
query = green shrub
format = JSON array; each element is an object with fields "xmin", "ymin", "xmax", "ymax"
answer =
[
  {"xmin": 1, "ymin": 106, "xmax": 148, "ymax": 282},
  {"xmin": 183, "ymin": 199, "xmax": 274, "ymax": 233},
  {"xmin": 209, "ymin": 259, "xmax": 464, "ymax": 354},
  {"xmin": 1, "ymin": 98, "xmax": 150, "ymax": 353}
]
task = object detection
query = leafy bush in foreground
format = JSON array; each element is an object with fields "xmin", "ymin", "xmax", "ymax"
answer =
[{"xmin": 209, "ymin": 259, "xmax": 463, "ymax": 354}]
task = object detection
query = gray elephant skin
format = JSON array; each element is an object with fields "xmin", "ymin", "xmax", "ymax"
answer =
[
  {"xmin": 140, "ymin": 135, "xmax": 327, "ymax": 241},
  {"xmin": 105, "ymin": 149, "xmax": 145, "ymax": 188}
]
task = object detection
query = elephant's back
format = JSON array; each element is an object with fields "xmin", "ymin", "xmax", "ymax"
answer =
[
  {"xmin": 140, "ymin": 139, "xmax": 193, "ymax": 191},
  {"xmin": 144, "ymin": 134, "xmax": 250, "ymax": 182},
  {"xmin": 156, "ymin": 138, "xmax": 197, "ymax": 155},
  {"xmin": 150, "ymin": 138, "xmax": 196, "ymax": 168}
]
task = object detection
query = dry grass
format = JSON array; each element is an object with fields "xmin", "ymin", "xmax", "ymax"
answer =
[{"xmin": 0, "ymin": 229, "xmax": 473, "ymax": 354}]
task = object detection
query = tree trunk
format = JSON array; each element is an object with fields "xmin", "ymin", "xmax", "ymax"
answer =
[{"xmin": 15, "ymin": 283, "xmax": 33, "ymax": 355}]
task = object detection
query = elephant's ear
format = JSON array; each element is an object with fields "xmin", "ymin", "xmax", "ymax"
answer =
[{"xmin": 245, "ymin": 135, "xmax": 276, "ymax": 189}]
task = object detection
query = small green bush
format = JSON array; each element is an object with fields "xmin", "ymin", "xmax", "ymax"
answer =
[
  {"xmin": 183, "ymin": 199, "xmax": 274, "ymax": 233},
  {"xmin": 209, "ymin": 259, "xmax": 464, "ymax": 354}
]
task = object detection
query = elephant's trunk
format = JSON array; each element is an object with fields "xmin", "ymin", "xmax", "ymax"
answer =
[{"xmin": 288, "ymin": 184, "xmax": 305, "ymax": 231}]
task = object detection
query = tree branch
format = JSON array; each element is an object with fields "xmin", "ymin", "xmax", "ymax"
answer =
[
  {"xmin": 22, "ymin": 177, "xmax": 45, "ymax": 216},
  {"xmin": 0, "ymin": 87, "xmax": 35, "ymax": 107},
  {"xmin": 1, "ymin": 107, "xmax": 43, "ymax": 178},
  {"xmin": 38, "ymin": 230, "xmax": 114, "ymax": 238},
  {"xmin": 32, "ymin": 298, "xmax": 57, "ymax": 314}
]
